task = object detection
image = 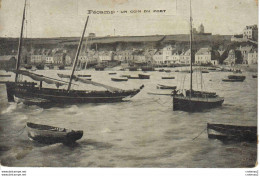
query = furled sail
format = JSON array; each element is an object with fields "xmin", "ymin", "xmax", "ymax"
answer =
[
  {"xmin": 12, "ymin": 70, "xmax": 68, "ymax": 87},
  {"xmin": 74, "ymin": 76, "xmax": 122, "ymax": 92}
]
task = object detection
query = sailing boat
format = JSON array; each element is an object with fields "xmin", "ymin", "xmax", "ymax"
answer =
[
  {"xmin": 3, "ymin": 0, "xmax": 143, "ymax": 105},
  {"xmin": 172, "ymin": 0, "xmax": 224, "ymax": 112}
]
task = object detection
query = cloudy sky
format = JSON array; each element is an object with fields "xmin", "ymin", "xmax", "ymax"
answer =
[{"xmin": 0, "ymin": 0, "xmax": 258, "ymax": 38}]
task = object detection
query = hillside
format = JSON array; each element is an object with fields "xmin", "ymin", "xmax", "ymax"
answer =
[{"xmin": 0, "ymin": 34, "xmax": 233, "ymax": 55}]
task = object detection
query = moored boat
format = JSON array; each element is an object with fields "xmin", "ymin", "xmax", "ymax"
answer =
[
  {"xmin": 0, "ymin": 74, "xmax": 11, "ymax": 77},
  {"xmin": 1, "ymin": 12, "xmax": 144, "ymax": 105},
  {"xmin": 138, "ymin": 74, "xmax": 150, "ymax": 79},
  {"xmin": 172, "ymin": 0, "xmax": 224, "ymax": 112},
  {"xmin": 77, "ymin": 74, "xmax": 91, "ymax": 77},
  {"xmin": 26, "ymin": 122, "xmax": 83, "ymax": 144},
  {"xmin": 111, "ymin": 77, "xmax": 128, "ymax": 82},
  {"xmin": 222, "ymin": 75, "xmax": 246, "ymax": 82},
  {"xmin": 108, "ymin": 72, "xmax": 117, "ymax": 75},
  {"xmin": 252, "ymin": 74, "xmax": 257, "ymax": 78},
  {"xmin": 161, "ymin": 76, "xmax": 175, "ymax": 79},
  {"xmin": 157, "ymin": 84, "xmax": 176, "ymax": 90},
  {"xmin": 207, "ymin": 123, "xmax": 257, "ymax": 143},
  {"xmin": 201, "ymin": 70, "xmax": 209, "ymax": 73}
]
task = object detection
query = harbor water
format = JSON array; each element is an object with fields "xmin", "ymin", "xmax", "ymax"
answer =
[{"xmin": 0, "ymin": 68, "xmax": 257, "ymax": 167}]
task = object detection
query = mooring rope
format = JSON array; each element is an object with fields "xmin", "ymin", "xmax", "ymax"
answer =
[
  {"xmin": 192, "ymin": 127, "xmax": 207, "ymax": 141},
  {"xmin": 1, "ymin": 125, "xmax": 26, "ymax": 137}
]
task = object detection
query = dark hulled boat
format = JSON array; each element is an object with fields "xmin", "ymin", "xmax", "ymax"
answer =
[
  {"xmin": 222, "ymin": 75, "xmax": 246, "ymax": 82},
  {"xmin": 2, "ymin": 11, "xmax": 143, "ymax": 105},
  {"xmin": 138, "ymin": 74, "xmax": 150, "ymax": 79},
  {"xmin": 172, "ymin": 1, "xmax": 224, "ymax": 112},
  {"xmin": 111, "ymin": 77, "xmax": 128, "ymax": 82},
  {"xmin": 173, "ymin": 90, "xmax": 224, "ymax": 111},
  {"xmin": 161, "ymin": 76, "xmax": 175, "ymax": 79},
  {"xmin": 207, "ymin": 123, "xmax": 257, "ymax": 143},
  {"xmin": 26, "ymin": 122, "xmax": 83, "ymax": 144}
]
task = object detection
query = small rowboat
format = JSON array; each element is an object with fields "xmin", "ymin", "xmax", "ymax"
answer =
[
  {"xmin": 0, "ymin": 74, "xmax": 11, "ymax": 77},
  {"xmin": 222, "ymin": 78, "xmax": 244, "ymax": 82},
  {"xmin": 157, "ymin": 84, "xmax": 177, "ymax": 90},
  {"xmin": 252, "ymin": 74, "xmax": 257, "ymax": 78},
  {"xmin": 161, "ymin": 76, "xmax": 175, "ymax": 79},
  {"xmin": 26, "ymin": 122, "xmax": 83, "ymax": 144},
  {"xmin": 108, "ymin": 72, "xmax": 117, "ymax": 75},
  {"xmin": 77, "ymin": 74, "xmax": 91, "ymax": 77},
  {"xmin": 164, "ymin": 70, "xmax": 171, "ymax": 73},
  {"xmin": 207, "ymin": 123, "xmax": 257, "ymax": 142},
  {"xmin": 111, "ymin": 77, "xmax": 128, "ymax": 81},
  {"xmin": 138, "ymin": 74, "xmax": 150, "ymax": 79},
  {"xmin": 201, "ymin": 70, "xmax": 209, "ymax": 73}
]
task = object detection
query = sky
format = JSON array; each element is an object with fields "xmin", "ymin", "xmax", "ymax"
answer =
[{"xmin": 0, "ymin": 0, "xmax": 258, "ymax": 38}]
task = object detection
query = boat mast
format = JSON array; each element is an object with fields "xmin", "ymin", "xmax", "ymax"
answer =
[
  {"xmin": 189, "ymin": 0, "xmax": 193, "ymax": 95},
  {"xmin": 67, "ymin": 16, "xmax": 89, "ymax": 91},
  {"xmin": 15, "ymin": 0, "xmax": 27, "ymax": 82}
]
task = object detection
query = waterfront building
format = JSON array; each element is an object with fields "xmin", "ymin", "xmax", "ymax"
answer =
[
  {"xmin": 162, "ymin": 45, "xmax": 174, "ymax": 64},
  {"xmin": 98, "ymin": 51, "xmax": 113, "ymax": 63},
  {"xmin": 0, "ymin": 55, "xmax": 16, "ymax": 69},
  {"xmin": 30, "ymin": 49, "xmax": 46, "ymax": 64},
  {"xmin": 179, "ymin": 49, "xmax": 191, "ymax": 65},
  {"xmin": 237, "ymin": 45, "xmax": 253, "ymax": 64},
  {"xmin": 248, "ymin": 49, "xmax": 258, "ymax": 65},
  {"xmin": 223, "ymin": 49, "xmax": 237, "ymax": 66},
  {"xmin": 195, "ymin": 48, "xmax": 219, "ymax": 65},
  {"xmin": 152, "ymin": 50, "xmax": 163, "ymax": 65}
]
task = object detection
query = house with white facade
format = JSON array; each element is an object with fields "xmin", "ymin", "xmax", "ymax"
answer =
[
  {"xmin": 248, "ymin": 49, "xmax": 258, "ymax": 65},
  {"xmin": 152, "ymin": 50, "xmax": 163, "ymax": 65},
  {"xmin": 179, "ymin": 49, "xmax": 191, "ymax": 65},
  {"xmin": 237, "ymin": 45, "xmax": 253, "ymax": 64}
]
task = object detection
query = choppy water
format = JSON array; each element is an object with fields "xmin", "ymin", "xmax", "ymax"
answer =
[{"xmin": 0, "ymin": 68, "xmax": 257, "ymax": 167}]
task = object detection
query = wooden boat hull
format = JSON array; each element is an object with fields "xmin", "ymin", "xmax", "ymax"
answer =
[
  {"xmin": 207, "ymin": 123, "xmax": 257, "ymax": 142},
  {"xmin": 5, "ymin": 82, "xmax": 142, "ymax": 104},
  {"xmin": 222, "ymin": 79, "xmax": 244, "ymax": 82},
  {"xmin": 111, "ymin": 78, "xmax": 128, "ymax": 82},
  {"xmin": 27, "ymin": 122, "xmax": 83, "ymax": 144},
  {"xmin": 161, "ymin": 77, "xmax": 175, "ymax": 79},
  {"xmin": 173, "ymin": 96, "xmax": 224, "ymax": 112},
  {"xmin": 138, "ymin": 74, "xmax": 150, "ymax": 79}
]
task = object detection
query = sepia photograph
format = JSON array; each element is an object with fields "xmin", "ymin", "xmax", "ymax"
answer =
[{"xmin": 0, "ymin": 0, "xmax": 258, "ymax": 175}]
